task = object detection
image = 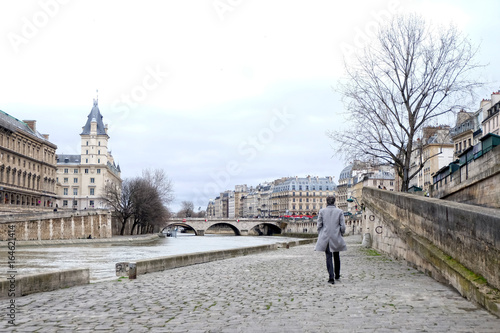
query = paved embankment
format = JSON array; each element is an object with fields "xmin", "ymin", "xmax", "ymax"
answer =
[{"xmin": 3, "ymin": 235, "xmax": 499, "ymax": 332}]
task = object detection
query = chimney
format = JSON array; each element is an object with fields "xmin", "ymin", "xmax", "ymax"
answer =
[
  {"xmin": 42, "ymin": 134, "xmax": 49, "ymax": 140},
  {"xmin": 491, "ymin": 91, "xmax": 500, "ymax": 106},
  {"xmin": 23, "ymin": 120, "xmax": 36, "ymax": 132}
]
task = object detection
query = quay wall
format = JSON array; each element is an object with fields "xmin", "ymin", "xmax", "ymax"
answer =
[
  {"xmin": 116, "ymin": 238, "xmax": 317, "ymax": 277},
  {"xmin": 362, "ymin": 187, "xmax": 500, "ymax": 317},
  {"xmin": 0, "ymin": 268, "xmax": 90, "ymax": 299},
  {"xmin": 0, "ymin": 210, "xmax": 113, "ymax": 241},
  {"xmin": 432, "ymin": 143, "xmax": 500, "ymax": 208}
]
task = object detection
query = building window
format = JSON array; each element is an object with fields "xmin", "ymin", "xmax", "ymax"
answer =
[
  {"xmin": 64, "ymin": 178, "xmax": 68, "ymax": 183},
  {"xmin": 90, "ymin": 178, "xmax": 95, "ymax": 183},
  {"xmin": 86, "ymin": 159, "xmax": 88, "ymax": 163},
  {"xmin": 63, "ymin": 200, "xmax": 68, "ymax": 207},
  {"xmin": 74, "ymin": 178, "xmax": 78, "ymax": 183},
  {"xmin": 63, "ymin": 188, "xmax": 68, "ymax": 195},
  {"xmin": 64, "ymin": 168, "xmax": 68, "ymax": 174},
  {"xmin": 74, "ymin": 169, "xmax": 78, "ymax": 173},
  {"xmin": 73, "ymin": 200, "xmax": 77, "ymax": 207},
  {"xmin": 85, "ymin": 169, "xmax": 89, "ymax": 174},
  {"xmin": 90, "ymin": 188, "xmax": 95, "ymax": 195},
  {"xmin": 73, "ymin": 188, "xmax": 78, "ymax": 195},
  {"xmin": 90, "ymin": 200, "xmax": 94, "ymax": 207},
  {"xmin": 97, "ymin": 169, "xmax": 101, "ymax": 174},
  {"xmin": 98, "ymin": 150, "xmax": 100, "ymax": 155},
  {"xmin": 98, "ymin": 159, "xmax": 100, "ymax": 163},
  {"xmin": 86, "ymin": 150, "xmax": 88, "ymax": 154}
]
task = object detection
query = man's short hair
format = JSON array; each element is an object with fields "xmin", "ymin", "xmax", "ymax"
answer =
[{"xmin": 326, "ymin": 196, "xmax": 336, "ymax": 206}]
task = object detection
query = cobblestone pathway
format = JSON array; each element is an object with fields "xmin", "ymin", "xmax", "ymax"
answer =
[{"xmin": 3, "ymin": 235, "xmax": 499, "ymax": 332}]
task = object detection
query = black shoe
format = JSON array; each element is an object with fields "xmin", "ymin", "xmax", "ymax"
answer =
[
  {"xmin": 335, "ymin": 276, "xmax": 340, "ymax": 280},
  {"xmin": 328, "ymin": 279, "xmax": 335, "ymax": 284}
]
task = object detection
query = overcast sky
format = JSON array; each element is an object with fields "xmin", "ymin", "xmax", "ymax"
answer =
[{"xmin": 1, "ymin": 0, "xmax": 499, "ymax": 212}]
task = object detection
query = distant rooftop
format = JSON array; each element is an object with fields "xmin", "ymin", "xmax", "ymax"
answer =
[
  {"xmin": 0, "ymin": 110, "xmax": 55, "ymax": 146},
  {"xmin": 56, "ymin": 154, "xmax": 81, "ymax": 164}
]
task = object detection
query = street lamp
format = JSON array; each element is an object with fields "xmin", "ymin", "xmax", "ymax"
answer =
[{"xmin": 346, "ymin": 196, "xmax": 365, "ymax": 215}]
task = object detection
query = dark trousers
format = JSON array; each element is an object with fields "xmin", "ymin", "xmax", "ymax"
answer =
[{"xmin": 325, "ymin": 248, "xmax": 340, "ymax": 280}]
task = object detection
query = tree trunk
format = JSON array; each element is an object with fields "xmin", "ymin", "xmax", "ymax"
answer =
[
  {"xmin": 120, "ymin": 218, "xmax": 127, "ymax": 235},
  {"xmin": 130, "ymin": 222, "xmax": 138, "ymax": 235}
]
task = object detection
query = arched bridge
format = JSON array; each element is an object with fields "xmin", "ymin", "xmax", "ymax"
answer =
[{"xmin": 163, "ymin": 218, "xmax": 286, "ymax": 236}]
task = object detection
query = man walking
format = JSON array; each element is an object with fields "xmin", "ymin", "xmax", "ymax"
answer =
[{"xmin": 314, "ymin": 195, "xmax": 346, "ymax": 284}]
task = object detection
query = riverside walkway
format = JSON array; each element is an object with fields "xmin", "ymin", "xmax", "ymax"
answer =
[{"xmin": 3, "ymin": 235, "xmax": 499, "ymax": 332}]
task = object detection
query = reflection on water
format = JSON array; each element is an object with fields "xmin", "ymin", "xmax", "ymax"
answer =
[{"xmin": 0, "ymin": 234, "xmax": 300, "ymax": 282}]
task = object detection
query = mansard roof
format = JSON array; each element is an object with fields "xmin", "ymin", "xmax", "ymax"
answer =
[
  {"xmin": 56, "ymin": 154, "xmax": 81, "ymax": 164},
  {"xmin": 0, "ymin": 110, "xmax": 56, "ymax": 148},
  {"xmin": 81, "ymin": 99, "xmax": 107, "ymax": 136}
]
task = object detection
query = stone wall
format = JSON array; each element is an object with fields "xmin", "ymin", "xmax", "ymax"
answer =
[
  {"xmin": 0, "ymin": 268, "xmax": 90, "ymax": 299},
  {"xmin": 362, "ymin": 187, "xmax": 500, "ymax": 317},
  {"xmin": 0, "ymin": 210, "xmax": 112, "ymax": 241},
  {"xmin": 432, "ymin": 144, "xmax": 500, "ymax": 208}
]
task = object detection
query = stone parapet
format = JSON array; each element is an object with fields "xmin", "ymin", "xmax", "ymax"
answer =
[
  {"xmin": 362, "ymin": 187, "xmax": 500, "ymax": 317},
  {"xmin": 0, "ymin": 210, "xmax": 113, "ymax": 241},
  {"xmin": 117, "ymin": 238, "xmax": 316, "ymax": 278},
  {"xmin": 432, "ymin": 143, "xmax": 500, "ymax": 208},
  {"xmin": 0, "ymin": 268, "xmax": 89, "ymax": 299}
]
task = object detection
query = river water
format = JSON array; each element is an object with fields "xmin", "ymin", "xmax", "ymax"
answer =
[{"xmin": 2, "ymin": 234, "xmax": 303, "ymax": 282}]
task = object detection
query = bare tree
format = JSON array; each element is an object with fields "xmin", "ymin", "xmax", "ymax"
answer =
[
  {"xmin": 142, "ymin": 169, "xmax": 174, "ymax": 205},
  {"xmin": 104, "ymin": 169, "xmax": 174, "ymax": 235},
  {"xmin": 330, "ymin": 14, "xmax": 483, "ymax": 191},
  {"xmin": 130, "ymin": 176, "xmax": 171, "ymax": 235},
  {"xmin": 178, "ymin": 201, "xmax": 194, "ymax": 218},
  {"xmin": 103, "ymin": 180, "xmax": 134, "ymax": 235}
]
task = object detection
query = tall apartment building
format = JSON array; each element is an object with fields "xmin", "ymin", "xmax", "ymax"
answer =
[
  {"xmin": 480, "ymin": 91, "xmax": 500, "ymax": 137},
  {"xmin": 0, "ymin": 111, "xmax": 58, "ymax": 208},
  {"xmin": 55, "ymin": 100, "xmax": 122, "ymax": 209},
  {"xmin": 419, "ymin": 127, "xmax": 454, "ymax": 191},
  {"xmin": 270, "ymin": 176, "xmax": 336, "ymax": 217},
  {"xmin": 337, "ymin": 161, "xmax": 373, "ymax": 211},
  {"xmin": 451, "ymin": 110, "xmax": 480, "ymax": 159}
]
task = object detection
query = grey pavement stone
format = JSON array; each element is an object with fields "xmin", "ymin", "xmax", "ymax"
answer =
[{"xmin": 1, "ymin": 235, "xmax": 499, "ymax": 332}]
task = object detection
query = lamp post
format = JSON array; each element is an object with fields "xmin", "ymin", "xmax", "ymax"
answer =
[{"xmin": 346, "ymin": 196, "xmax": 363, "ymax": 213}]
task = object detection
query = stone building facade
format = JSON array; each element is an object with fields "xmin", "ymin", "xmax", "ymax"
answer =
[
  {"xmin": 55, "ymin": 100, "xmax": 121, "ymax": 210},
  {"xmin": 209, "ymin": 176, "xmax": 337, "ymax": 218},
  {"xmin": 481, "ymin": 91, "xmax": 500, "ymax": 137},
  {"xmin": 0, "ymin": 111, "xmax": 57, "ymax": 209},
  {"xmin": 269, "ymin": 176, "xmax": 336, "ymax": 217}
]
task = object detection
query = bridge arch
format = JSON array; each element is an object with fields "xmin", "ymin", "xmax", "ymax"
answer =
[
  {"xmin": 205, "ymin": 222, "xmax": 241, "ymax": 235},
  {"xmin": 250, "ymin": 222, "xmax": 283, "ymax": 236},
  {"xmin": 162, "ymin": 223, "xmax": 198, "ymax": 235},
  {"xmin": 164, "ymin": 218, "xmax": 285, "ymax": 236}
]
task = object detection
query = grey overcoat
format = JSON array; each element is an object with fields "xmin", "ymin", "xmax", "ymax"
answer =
[{"xmin": 314, "ymin": 204, "xmax": 347, "ymax": 252}]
